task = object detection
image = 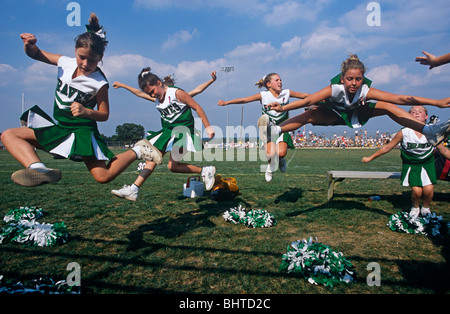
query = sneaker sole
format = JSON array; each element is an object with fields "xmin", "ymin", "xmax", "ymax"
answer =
[
  {"xmin": 111, "ymin": 190, "xmax": 137, "ymax": 201},
  {"xmin": 11, "ymin": 169, "xmax": 61, "ymax": 187},
  {"xmin": 135, "ymin": 139, "xmax": 163, "ymax": 164},
  {"xmin": 436, "ymin": 123, "xmax": 450, "ymax": 146},
  {"xmin": 204, "ymin": 166, "xmax": 216, "ymax": 190},
  {"xmin": 257, "ymin": 114, "xmax": 269, "ymax": 143}
]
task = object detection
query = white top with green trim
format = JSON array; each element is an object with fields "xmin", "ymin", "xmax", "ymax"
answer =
[
  {"xmin": 400, "ymin": 128, "xmax": 434, "ymax": 164},
  {"xmin": 260, "ymin": 89, "xmax": 290, "ymax": 124},
  {"xmin": 54, "ymin": 56, "xmax": 108, "ymax": 126},
  {"xmin": 155, "ymin": 86, "xmax": 194, "ymax": 129},
  {"xmin": 330, "ymin": 83, "xmax": 370, "ymax": 111}
]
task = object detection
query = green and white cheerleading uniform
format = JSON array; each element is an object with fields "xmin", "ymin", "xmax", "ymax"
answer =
[
  {"xmin": 260, "ymin": 89, "xmax": 294, "ymax": 148},
  {"xmin": 146, "ymin": 87, "xmax": 202, "ymax": 153},
  {"xmin": 20, "ymin": 56, "xmax": 114, "ymax": 161},
  {"xmin": 321, "ymin": 74, "xmax": 376, "ymax": 128},
  {"xmin": 400, "ymin": 128, "xmax": 436, "ymax": 187}
]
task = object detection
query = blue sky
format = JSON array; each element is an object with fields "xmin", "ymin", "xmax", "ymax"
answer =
[{"xmin": 1, "ymin": 0, "xmax": 450, "ymax": 138}]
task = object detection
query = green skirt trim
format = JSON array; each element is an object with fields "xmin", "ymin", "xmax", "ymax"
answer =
[
  {"xmin": 21, "ymin": 105, "xmax": 114, "ymax": 161},
  {"xmin": 146, "ymin": 125, "xmax": 202, "ymax": 153},
  {"xmin": 401, "ymin": 160, "xmax": 437, "ymax": 187}
]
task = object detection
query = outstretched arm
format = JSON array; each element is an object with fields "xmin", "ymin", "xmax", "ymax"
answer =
[
  {"xmin": 362, "ymin": 131, "xmax": 403, "ymax": 163},
  {"xmin": 367, "ymin": 88, "xmax": 450, "ymax": 109},
  {"xmin": 113, "ymin": 81, "xmax": 155, "ymax": 101},
  {"xmin": 177, "ymin": 89, "xmax": 215, "ymax": 139},
  {"xmin": 289, "ymin": 90, "xmax": 310, "ymax": 100},
  {"xmin": 218, "ymin": 93, "xmax": 261, "ymax": 106},
  {"xmin": 20, "ymin": 33, "xmax": 61, "ymax": 65},
  {"xmin": 415, "ymin": 51, "xmax": 450, "ymax": 69},
  {"xmin": 189, "ymin": 71, "xmax": 217, "ymax": 97},
  {"xmin": 268, "ymin": 86, "xmax": 331, "ymax": 112},
  {"xmin": 436, "ymin": 142, "xmax": 450, "ymax": 159}
]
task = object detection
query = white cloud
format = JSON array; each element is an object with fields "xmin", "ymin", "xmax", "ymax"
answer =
[
  {"xmin": 0, "ymin": 64, "xmax": 18, "ymax": 87},
  {"xmin": 225, "ymin": 42, "xmax": 278, "ymax": 64},
  {"xmin": 300, "ymin": 26, "xmax": 351, "ymax": 59},
  {"xmin": 23, "ymin": 62, "xmax": 55, "ymax": 90},
  {"xmin": 340, "ymin": 0, "xmax": 450, "ymax": 36},
  {"xmin": 264, "ymin": 0, "xmax": 330, "ymax": 25},
  {"xmin": 133, "ymin": 0, "xmax": 330, "ymax": 26},
  {"xmin": 162, "ymin": 29, "xmax": 199, "ymax": 51},
  {"xmin": 367, "ymin": 64, "xmax": 427, "ymax": 94},
  {"xmin": 103, "ymin": 54, "xmax": 173, "ymax": 80},
  {"xmin": 367, "ymin": 64, "xmax": 406, "ymax": 85},
  {"xmin": 102, "ymin": 53, "xmax": 224, "ymax": 91},
  {"xmin": 0, "ymin": 64, "xmax": 17, "ymax": 73},
  {"xmin": 280, "ymin": 36, "xmax": 301, "ymax": 58}
]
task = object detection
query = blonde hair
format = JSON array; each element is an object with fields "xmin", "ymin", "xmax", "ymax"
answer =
[
  {"xmin": 255, "ymin": 73, "xmax": 278, "ymax": 89},
  {"xmin": 341, "ymin": 54, "xmax": 366, "ymax": 76},
  {"xmin": 408, "ymin": 105, "xmax": 428, "ymax": 115}
]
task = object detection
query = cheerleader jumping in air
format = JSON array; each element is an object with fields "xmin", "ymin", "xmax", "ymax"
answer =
[
  {"xmin": 262, "ymin": 55, "xmax": 450, "ymax": 180},
  {"xmin": 362, "ymin": 106, "xmax": 450, "ymax": 218},
  {"xmin": 1, "ymin": 13, "xmax": 162, "ymax": 187},
  {"xmin": 111, "ymin": 68, "xmax": 216, "ymax": 201},
  {"xmin": 218, "ymin": 73, "xmax": 309, "ymax": 182}
]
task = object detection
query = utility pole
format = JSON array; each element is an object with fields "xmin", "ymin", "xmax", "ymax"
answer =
[{"xmin": 220, "ymin": 66, "xmax": 234, "ymax": 148}]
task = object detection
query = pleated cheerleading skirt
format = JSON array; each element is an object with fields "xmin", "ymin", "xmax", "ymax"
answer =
[
  {"xmin": 401, "ymin": 160, "xmax": 437, "ymax": 187},
  {"xmin": 21, "ymin": 105, "xmax": 114, "ymax": 162},
  {"xmin": 146, "ymin": 125, "xmax": 202, "ymax": 154}
]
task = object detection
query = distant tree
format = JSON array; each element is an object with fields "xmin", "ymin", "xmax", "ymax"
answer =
[{"xmin": 114, "ymin": 123, "xmax": 145, "ymax": 143}]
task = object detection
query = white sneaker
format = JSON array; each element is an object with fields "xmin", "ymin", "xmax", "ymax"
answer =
[
  {"xmin": 257, "ymin": 115, "xmax": 280, "ymax": 144},
  {"xmin": 279, "ymin": 157, "xmax": 286, "ymax": 172},
  {"xmin": 423, "ymin": 118, "xmax": 450, "ymax": 146},
  {"xmin": 201, "ymin": 166, "xmax": 216, "ymax": 190},
  {"xmin": 11, "ymin": 168, "xmax": 61, "ymax": 187},
  {"xmin": 134, "ymin": 139, "xmax": 163, "ymax": 164},
  {"xmin": 257, "ymin": 114, "xmax": 270, "ymax": 143},
  {"xmin": 265, "ymin": 165, "xmax": 273, "ymax": 182},
  {"xmin": 409, "ymin": 207, "xmax": 420, "ymax": 219},
  {"xmin": 420, "ymin": 207, "xmax": 431, "ymax": 216},
  {"xmin": 111, "ymin": 185, "xmax": 139, "ymax": 201}
]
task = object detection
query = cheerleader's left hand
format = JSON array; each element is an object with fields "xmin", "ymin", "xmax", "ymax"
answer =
[
  {"xmin": 70, "ymin": 102, "xmax": 88, "ymax": 117},
  {"xmin": 206, "ymin": 126, "xmax": 215, "ymax": 139}
]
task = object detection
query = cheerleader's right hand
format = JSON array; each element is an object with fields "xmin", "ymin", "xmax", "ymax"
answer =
[
  {"xmin": 266, "ymin": 102, "xmax": 283, "ymax": 112},
  {"xmin": 20, "ymin": 33, "xmax": 37, "ymax": 46}
]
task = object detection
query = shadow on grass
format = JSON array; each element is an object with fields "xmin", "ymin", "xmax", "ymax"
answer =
[
  {"xmin": 3, "ymin": 240, "xmax": 449, "ymax": 293},
  {"xmin": 126, "ymin": 197, "xmax": 252, "ymax": 251},
  {"xmin": 285, "ymin": 198, "xmax": 393, "ymax": 218},
  {"xmin": 274, "ymin": 188, "xmax": 304, "ymax": 204}
]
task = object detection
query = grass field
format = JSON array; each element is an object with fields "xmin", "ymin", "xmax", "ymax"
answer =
[{"xmin": 0, "ymin": 147, "xmax": 449, "ymax": 294}]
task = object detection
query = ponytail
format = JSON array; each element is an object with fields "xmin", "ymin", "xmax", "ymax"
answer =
[
  {"xmin": 255, "ymin": 73, "xmax": 278, "ymax": 89},
  {"xmin": 75, "ymin": 12, "xmax": 108, "ymax": 57}
]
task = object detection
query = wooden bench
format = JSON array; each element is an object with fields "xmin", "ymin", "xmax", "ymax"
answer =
[{"xmin": 327, "ymin": 170, "xmax": 401, "ymax": 201}]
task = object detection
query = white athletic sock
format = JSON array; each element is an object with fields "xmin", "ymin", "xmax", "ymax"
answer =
[
  {"xmin": 29, "ymin": 162, "xmax": 47, "ymax": 169},
  {"xmin": 132, "ymin": 145, "xmax": 141, "ymax": 158},
  {"xmin": 131, "ymin": 184, "xmax": 140, "ymax": 192}
]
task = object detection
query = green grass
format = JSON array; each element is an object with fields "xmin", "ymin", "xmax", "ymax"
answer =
[{"xmin": 0, "ymin": 148, "xmax": 449, "ymax": 294}]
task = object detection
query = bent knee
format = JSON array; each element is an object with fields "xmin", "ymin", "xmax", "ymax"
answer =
[
  {"xmin": 94, "ymin": 176, "xmax": 112, "ymax": 184},
  {"xmin": 1, "ymin": 128, "xmax": 14, "ymax": 143}
]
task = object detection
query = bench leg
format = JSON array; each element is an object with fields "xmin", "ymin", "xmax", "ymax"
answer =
[
  {"xmin": 327, "ymin": 177, "xmax": 345, "ymax": 201},
  {"xmin": 327, "ymin": 179, "xmax": 335, "ymax": 201}
]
